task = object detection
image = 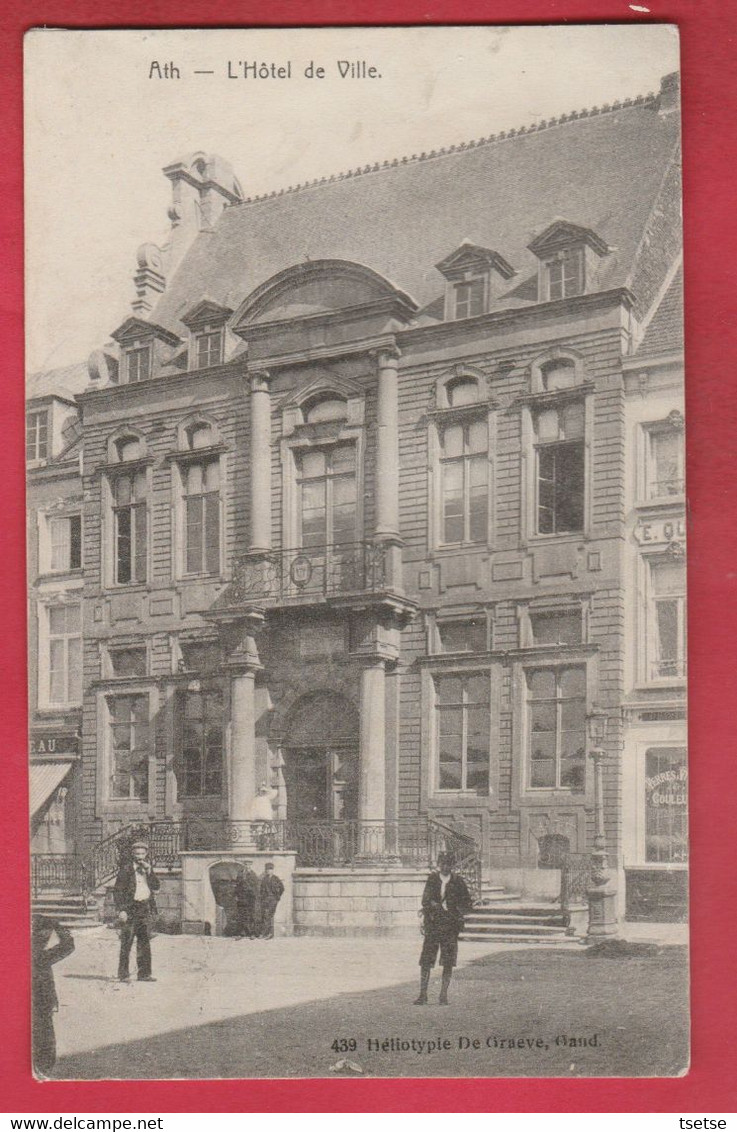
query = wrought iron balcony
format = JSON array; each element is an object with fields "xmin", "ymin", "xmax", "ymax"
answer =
[{"xmin": 226, "ymin": 541, "xmax": 391, "ymax": 605}]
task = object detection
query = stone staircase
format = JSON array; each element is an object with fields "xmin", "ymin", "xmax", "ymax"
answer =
[
  {"xmin": 460, "ymin": 880, "xmax": 578, "ymax": 945},
  {"xmin": 32, "ymin": 890, "xmax": 101, "ymax": 931}
]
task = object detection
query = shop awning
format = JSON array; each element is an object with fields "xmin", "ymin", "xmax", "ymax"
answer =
[{"xmin": 29, "ymin": 761, "xmax": 73, "ymax": 818}]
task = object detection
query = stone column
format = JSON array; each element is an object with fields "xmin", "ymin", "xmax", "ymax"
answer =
[
  {"xmin": 225, "ymin": 613, "xmax": 264, "ymax": 829},
  {"xmin": 375, "ymin": 346, "xmax": 400, "ymax": 540},
  {"xmin": 359, "ymin": 657, "xmax": 386, "ymax": 827},
  {"xmin": 249, "ymin": 370, "xmax": 272, "ymax": 555}
]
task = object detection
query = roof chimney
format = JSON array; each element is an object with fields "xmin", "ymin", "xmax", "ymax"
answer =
[
  {"xmin": 658, "ymin": 72, "xmax": 680, "ymax": 116},
  {"xmin": 161, "ymin": 152, "xmax": 243, "ymax": 277}
]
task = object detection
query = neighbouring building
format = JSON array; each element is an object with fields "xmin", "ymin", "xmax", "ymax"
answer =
[{"xmin": 27, "ymin": 72, "xmax": 686, "ymax": 931}]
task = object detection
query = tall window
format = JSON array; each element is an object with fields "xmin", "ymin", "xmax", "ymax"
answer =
[
  {"xmin": 527, "ymin": 666, "xmax": 586, "ymax": 792},
  {"xmin": 48, "ymin": 515, "xmax": 82, "ymax": 572},
  {"xmin": 440, "ymin": 420, "xmax": 488, "ymax": 544},
  {"xmin": 195, "ymin": 329, "xmax": 223, "ymax": 369},
  {"xmin": 645, "ymin": 747, "xmax": 688, "ymax": 863},
  {"xmin": 26, "ymin": 411, "xmax": 48, "ymax": 461},
  {"xmin": 113, "ymin": 470, "xmax": 147, "ymax": 584},
  {"xmin": 647, "ymin": 426, "xmax": 684, "ymax": 498},
  {"xmin": 649, "ymin": 560, "xmax": 687, "ymax": 680},
  {"xmin": 125, "ymin": 345, "xmax": 151, "ymax": 384},
  {"xmin": 435, "ymin": 673, "xmax": 490, "ymax": 792},
  {"xmin": 297, "ymin": 444, "xmax": 356, "ymax": 549},
  {"xmin": 184, "ymin": 460, "xmax": 220, "ymax": 575},
  {"xmin": 534, "ymin": 401, "xmax": 585, "ymax": 534},
  {"xmin": 108, "ymin": 694, "xmax": 150, "ymax": 801},
  {"xmin": 547, "ymin": 249, "xmax": 583, "ymax": 300},
  {"xmin": 179, "ymin": 688, "xmax": 224, "ymax": 797},
  {"xmin": 454, "ymin": 279, "xmax": 485, "ymax": 319},
  {"xmin": 47, "ymin": 604, "xmax": 82, "ymax": 705}
]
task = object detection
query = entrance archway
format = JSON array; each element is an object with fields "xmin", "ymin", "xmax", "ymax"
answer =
[{"xmin": 282, "ymin": 691, "xmax": 359, "ymax": 822}]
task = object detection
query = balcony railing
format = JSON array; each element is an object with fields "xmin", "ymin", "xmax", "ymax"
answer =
[
  {"xmin": 31, "ymin": 854, "xmax": 88, "ymax": 898},
  {"xmin": 227, "ymin": 541, "xmax": 390, "ymax": 605}
]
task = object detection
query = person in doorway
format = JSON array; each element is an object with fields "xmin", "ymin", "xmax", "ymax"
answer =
[
  {"xmin": 113, "ymin": 838, "xmax": 160, "ymax": 982},
  {"xmin": 259, "ymin": 862, "xmax": 285, "ymax": 939},
  {"xmin": 235, "ymin": 859, "xmax": 260, "ymax": 939},
  {"xmin": 414, "ymin": 852, "xmax": 473, "ymax": 1006},
  {"xmin": 32, "ymin": 916, "xmax": 75, "ymax": 1077}
]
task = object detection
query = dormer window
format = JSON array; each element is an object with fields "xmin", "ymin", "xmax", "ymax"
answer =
[
  {"xmin": 454, "ymin": 279, "xmax": 485, "ymax": 320},
  {"xmin": 195, "ymin": 327, "xmax": 223, "ymax": 369},
  {"xmin": 547, "ymin": 249, "xmax": 584, "ymax": 300},
  {"xmin": 125, "ymin": 342, "xmax": 152, "ymax": 384},
  {"xmin": 26, "ymin": 410, "xmax": 48, "ymax": 462}
]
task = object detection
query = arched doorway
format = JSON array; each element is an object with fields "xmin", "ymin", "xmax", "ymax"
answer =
[{"xmin": 282, "ymin": 691, "xmax": 359, "ymax": 822}]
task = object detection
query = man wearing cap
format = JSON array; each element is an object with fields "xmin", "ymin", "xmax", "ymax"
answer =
[
  {"xmin": 258, "ymin": 862, "xmax": 284, "ymax": 939},
  {"xmin": 113, "ymin": 838, "xmax": 160, "ymax": 982},
  {"xmin": 414, "ymin": 852, "xmax": 473, "ymax": 1006}
]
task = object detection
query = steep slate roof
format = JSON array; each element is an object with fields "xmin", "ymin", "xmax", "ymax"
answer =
[
  {"xmin": 151, "ymin": 93, "xmax": 680, "ymax": 339},
  {"xmin": 637, "ymin": 265, "xmax": 683, "ymax": 355},
  {"xmin": 27, "ymin": 361, "xmax": 89, "ymax": 403}
]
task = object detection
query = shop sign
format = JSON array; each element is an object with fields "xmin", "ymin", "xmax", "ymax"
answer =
[
  {"xmin": 634, "ymin": 517, "xmax": 686, "ymax": 546},
  {"xmin": 645, "ymin": 764, "xmax": 688, "ymax": 807},
  {"xmin": 30, "ymin": 730, "xmax": 80, "ymax": 756}
]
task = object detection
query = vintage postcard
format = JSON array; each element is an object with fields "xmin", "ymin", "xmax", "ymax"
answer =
[{"xmin": 24, "ymin": 24, "xmax": 688, "ymax": 1080}]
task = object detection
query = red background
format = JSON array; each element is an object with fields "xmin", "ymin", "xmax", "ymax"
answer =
[{"xmin": 1, "ymin": 0, "xmax": 735, "ymax": 1113}]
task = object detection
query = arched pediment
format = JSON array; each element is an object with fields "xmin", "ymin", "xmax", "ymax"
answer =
[{"xmin": 232, "ymin": 259, "xmax": 417, "ymax": 332}]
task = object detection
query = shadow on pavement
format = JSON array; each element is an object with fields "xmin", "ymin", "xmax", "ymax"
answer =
[{"xmin": 53, "ymin": 944, "xmax": 689, "ymax": 1080}]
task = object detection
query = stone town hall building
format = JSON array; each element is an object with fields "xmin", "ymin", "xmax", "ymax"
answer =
[{"xmin": 27, "ymin": 72, "xmax": 686, "ymax": 934}]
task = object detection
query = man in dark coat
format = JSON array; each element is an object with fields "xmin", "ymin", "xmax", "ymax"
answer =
[
  {"xmin": 259, "ymin": 862, "xmax": 285, "ymax": 939},
  {"xmin": 415, "ymin": 852, "xmax": 473, "ymax": 1006},
  {"xmin": 113, "ymin": 838, "xmax": 160, "ymax": 982},
  {"xmin": 235, "ymin": 859, "xmax": 260, "ymax": 939},
  {"xmin": 32, "ymin": 916, "xmax": 75, "ymax": 1077}
]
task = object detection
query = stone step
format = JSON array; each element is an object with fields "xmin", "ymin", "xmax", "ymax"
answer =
[
  {"xmin": 462, "ymin": 920, "xmax": 566, "ymax": 936},
  {"xmin": 476, "ymin": 892, "xmax": 522, "ymax": 904},
  {"xmin": 465, "ymin": 912, "xmax": 566, "ymax": 927},
  {"xmin": 460, "ymin": 932, "xmax": 578, "ymax": 946},
  {"xmin": 469, "ymin": 905, "xmax": 565, "ymax": 919}
]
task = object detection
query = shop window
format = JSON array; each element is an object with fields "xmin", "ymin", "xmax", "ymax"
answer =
[
  {"xmin": 113, "ymin": 469, "xmax": 148, "ymax": 584},
  {"xmin": 530, "ymin": 608, "xmax": 582, "ymax": 646},
  {"xmin": 178, "ymin": 688, "xmax": 224, "ymax": 798},
  {"xmin": 645, "ymin": 422, "xmax": 684, "ymax": 499},
  {"xmin": 26, "ymin": 410, "xmax": 48, "ymax": 462},
  {"xmin": 109, "ymin": 646, "xmax": 147, "ymax": 678},
  {"xmin": 440, "ymin": 420, "xmax": 488, "ymax": 544},
  {"xmin": 533, "ymin": 402, "xmax": 585, "ymax": 534},
  {"xmin": 437, "ymin": 616, "xmax": 488, "ymax": 654},
  {"xmin": 47, "ymin": 604, "xmax": 82, "ymax": 706},
  {"xmin": 435, "ymin": 672, "xmax": 490, "ymax": 792},
  {"xmin": 297, "ymin": 443, "xmax": 356, "ymax": 549},
  {"xmin": 108, "ymin": 694, "xmax": 150, "ymax": 801},
  {"xmin": 183, "ymin": 459, "xmax": 221, "ymax": 575},
  {"xmin": 453, "ymin": 279, "xmax": 485, "ymax": 320},
  {"xmin": 645, "ymin": 747, "xmax": 688, "ymax": 863},
  {"xmin": 527, "ymin": 666, "xmax": 586, "ymax": 792},
  {"xmin": 48, "ymin": 514, "xmax": 82, "ymax": 572},
  {"xmin": 649, "ymin": 560, "xmax": 686, "ymax": 680}
]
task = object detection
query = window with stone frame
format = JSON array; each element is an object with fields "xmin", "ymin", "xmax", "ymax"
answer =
[
  {"xmin": 296, "ymin": 443, "xmax": 357, "ymax": 549},
  {"xmin": 648, "ymin": 558, "xmax": 687, "ymax": 681},
  {"xmin": 195, "ymin": 328, "xmax": 223, "ymax": 369},
  {"xmin": 108, "ymin": 646, "xmax": 147, "ymax": 678},
  {"xmin": 108, "ymin": 693, "xmax": 150, "ymax": 801},
  {"xmin": 435, "ymin": 672, "xmax": 490, "ymax": 792},
  {"xmin": 26, "ymin": 410, "xmax": 49, "ymax": 462},
  {"xmin": 645, "ymin": 419, "xmax": 685, "ymax": 499},
  {"xmin": 546, "ymin": 248, "xmax": 584, "ymax": 300},
  {"xmin": 113, "ymin": 468, "xmax": 148, "ymax": 584},
  {"xmin": 125, "ymin": 344, "xmax": 151, "ymax": 384},
  {"xmin": 529, "ymin": 607, "xmax": 583, "ymax": 647},
  {"xmin": 178, "ymin": 687, "xmax": 224, "ymax": 798},
  {"xmin": 453, "ymin": 278, "xmax": 485, "ymax": 320},
  {"xmin": 47, "ymin": 603, "xmax": 82, "ymax": 706},
  {"xmin": 183, "ymin": 459, "xmax": 221, "ymax": 576},
  {"xmin": 533, "ymin": 400, "xmax": 585, "ymax": 534},
  {"xmin": 526, "ymin": 666, "xmax": 586, "ymax": 792},
  {"xmin": 439, "ymin": 419, "xmax": 489, "ymax": 544},
  {"xmin": 436, "ymin": 615, "xmax": 488, "ymax": 654},
  {"xmin": 47, "ymin": 514, "xmax": 82, "ymax": 573}
]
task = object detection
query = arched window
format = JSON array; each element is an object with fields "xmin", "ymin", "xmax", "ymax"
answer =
[
  {"xmin": 540, "ymin": 359, "xmax": 576, "ymax": 392},
  {"xmin": 115, "ymin": 436, "xmax": 144, "ymax": 462},
  {"xmin": 446, "ymin": 377, "xmax": 480, "ymax": 407},
  {"xmin": 186, "ymin": 422, "xmax": 214, "ymax": 450},
  {"xmin": 303, "ymin": 396, "xmax": 348, "ymax": 424}
]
